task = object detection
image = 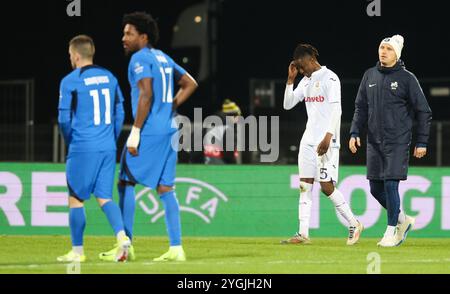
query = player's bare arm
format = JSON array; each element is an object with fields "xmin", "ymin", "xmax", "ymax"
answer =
[
  {"xmin": 134, "ymin": 78, "xmax": 153, "ymax": 128},
  {"xmin": 127, "ymin": 77, "xmax": 153, "ymax": 156},
  {"xmin": 321, "ymin": 90, "xmax": 341, "ymax": 157},
  {"xmin": 172, "ymin": 73, "xmax": 198, "ymax": 110},
  {"xmin": 317, "ymin": 132, "xmax": 333, "ymax": 156}
]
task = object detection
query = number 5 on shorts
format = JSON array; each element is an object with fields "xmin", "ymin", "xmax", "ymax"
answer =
[{"xmin": 320, "ymin": 168, "xmax": 328, "ymax": 180}]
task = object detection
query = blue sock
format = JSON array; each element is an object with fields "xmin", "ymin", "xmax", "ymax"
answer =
[
  {"xmin": 384, "ymin": 180, "xmax": 401, "ymax": 227},
  {"xmin": 369, "ymin": 180, "xmax": 387, "ymax": 209},
  {"xmin": 101, "ymin": 201, "xmax": 125, "ymax": 235},
  {"xmin": 69, "ymin": 207, "xmax": 86, "ymax": 247},
  {"xmin": 160, "ymin": 191, "xmax": 182, "ymax": 246},
  {"xmin": 118, "ymin": 184, "xmax": 135, "ymax": 240}
]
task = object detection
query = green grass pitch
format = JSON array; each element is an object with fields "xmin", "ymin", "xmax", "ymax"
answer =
[{"xmin": 0, "ymin": 236, "xmax": 449, "ymax": 274}]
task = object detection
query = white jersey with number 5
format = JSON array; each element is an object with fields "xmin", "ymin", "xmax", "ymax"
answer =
[{"xmin": 284, "ymin": 66, "xmax": 342, "ymax": 182}]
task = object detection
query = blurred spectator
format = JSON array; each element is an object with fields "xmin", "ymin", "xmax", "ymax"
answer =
[{"xmin": 204, "ymin": 99, "xmax": 242, "ymax": 164}]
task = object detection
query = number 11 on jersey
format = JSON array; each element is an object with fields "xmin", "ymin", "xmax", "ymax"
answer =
[{"xmin": 89, "ymin": 88, "xmax": 111, "ymax": 126}]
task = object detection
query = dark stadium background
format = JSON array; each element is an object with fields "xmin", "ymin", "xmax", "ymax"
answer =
[{"xmin": 0, "ymin": 0, "xmax": 449, "ymax": 164}]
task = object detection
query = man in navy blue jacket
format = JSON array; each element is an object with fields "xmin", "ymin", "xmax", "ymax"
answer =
[{"xmin": 349, "ymin": 35, "xmax": 432, "ymax": 247}]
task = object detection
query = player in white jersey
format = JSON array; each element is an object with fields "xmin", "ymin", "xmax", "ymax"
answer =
[{"xmin": 281, "ymin": 44, "xmax": 363, "ymax": 245}]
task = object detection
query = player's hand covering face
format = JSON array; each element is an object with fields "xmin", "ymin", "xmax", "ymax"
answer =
[
  {"xmin": 294, "ymin": 57, "xmax": 314, "ymax": 77},
  {"xmin": 287, "ymin": 61, "xmax": 299, "ymax": 83}
]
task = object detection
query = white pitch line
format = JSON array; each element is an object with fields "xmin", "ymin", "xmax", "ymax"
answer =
[{"xmin": 1, "ymin": 257, "xmax": 449, "ymax": 271}]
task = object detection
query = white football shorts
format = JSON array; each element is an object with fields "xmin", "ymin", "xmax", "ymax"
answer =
[{"xmin": 298, "ymin": 142, "xmax": 340, "ymax": 183}]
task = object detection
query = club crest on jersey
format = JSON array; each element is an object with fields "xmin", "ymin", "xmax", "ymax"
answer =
[
  {"xmin": 391, "ymin": 81, "xmax": 398, "ymax": 90},
  {"xmin": 305, "ymin": 95, "xmax": 325, "ymax": 103},
  {"xmin": 314, "ymin": 81, "xmax": 320, "ymax": 88}
]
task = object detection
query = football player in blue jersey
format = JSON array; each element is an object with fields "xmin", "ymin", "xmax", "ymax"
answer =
[
  {"xmin": 57, "ymin": 35, "xmax": 130, "ymax": 263},
  {"xmin": 99, "ymin": 12, "xmax": 198, "ymax": 262}
]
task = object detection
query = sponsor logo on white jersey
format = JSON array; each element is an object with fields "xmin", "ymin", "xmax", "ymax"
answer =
[{"xmin": 304, "ymin": 95, "xmax": 325, "ymax": 103}]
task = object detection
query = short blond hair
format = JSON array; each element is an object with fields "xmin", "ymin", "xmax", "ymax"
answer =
[{"xmin": 69, "ymin": 35, "xmax": 95, "ymax": 59}]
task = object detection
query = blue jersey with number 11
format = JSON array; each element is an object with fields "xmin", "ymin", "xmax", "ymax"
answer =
[
  {"xmin": 58, "ymin": 65, "xmax": 124, "ymax": 153},
  {"xmin": 128, "ymin": 47, "xmax": 187, "ymax": 136}
]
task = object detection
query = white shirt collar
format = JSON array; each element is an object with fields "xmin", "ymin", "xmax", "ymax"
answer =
[{"xmin": 311, "ymin": 66, "xmax": 327, "ymax": 78}]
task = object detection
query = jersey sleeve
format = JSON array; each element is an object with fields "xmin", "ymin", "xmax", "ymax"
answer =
[
  {"xmin": 283, "ymin": 82, "xmax": 304, "ymax": 110},
  {"xmin": 115, "ymin": 81, "xmax": 125, "ymax": 104},
  {"xmin": 131, "ymin": 53, "xmax": 154, "ymax": 82},
  {"xmin": 58, "ymin": 78, "xmax": 73, "ymax": 114},
  {"xmin": 326, "ymin": 75, "xmax": 341, "ymax": 104},
  {"xmin": 114, "ymin": 82, "xmax": 125, "ymax": 142},
  {"xmin": 58, "ymin": 77, "xmax": 74, "ymax": 144},
  {"xmin": 293, "ymin": 81, "xmax": 305, "ymax": 102},
  {"xmin": 167, "ymin": 55, "xmax": 187, "ymax": 81}
]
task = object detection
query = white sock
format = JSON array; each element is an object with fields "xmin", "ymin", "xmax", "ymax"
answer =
[
  {"xmin": 398, "ymin": 212, "xmax": 406, "ymax": 224},
  {"xmin": 116, "ymin": 230, "xmax": 127, "ymax": 243},
  {"xmin": 72, "ymin": 246, "xmax": 84, "ymax": 255},
  {"xmin": 384, "ymin": 225, "xmax": 397, "ymax": 237},
  {"xmin": 328, "ymin": 188, "xmax": 358, "ymax": 227},
  {"xmin": 298, "ymin": 182, "xmax": 313, "ymax": 238}
]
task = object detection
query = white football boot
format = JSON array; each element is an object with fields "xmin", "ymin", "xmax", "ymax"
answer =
[
  {"xmin": 395, "ymin": 215, "xmax": 415, "ymax": 246},
  {"xmin": 347, "ymin": 220, "xmax": 364, "ymax": 245}
]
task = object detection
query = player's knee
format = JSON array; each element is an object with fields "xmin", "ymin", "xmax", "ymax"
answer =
[
  {"xmin": 69, "ymin": 196, "xmax": 84, "ymax": 208},
  {"xmin": 320, "ymin": 182, "xmax": 335, "ymax": 197},
  {"xmin": 300, "ymin": 178, "xmax": 314, "ymax": 185},
  {"xmin": 157, "ymin": 185, "xmax": 173, "ymax": 195},
  {"xmin": 299, "ymin": 181, "xmax": 313, "ymax": 193},
  {"xmin": 96, "ymin": 198, "xmax": 111, "ymax": 207},
  {"xmin": 322, "ymin": 189, "xmax": 334, "ymax": 197},
  {"xmin": 299, "ymin": 183, "xmax": 313, "ymax": 205}
]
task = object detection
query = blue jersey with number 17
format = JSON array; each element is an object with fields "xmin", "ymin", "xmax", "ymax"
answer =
[{"xmin": 128, "ymin": 47, "xmax": 187, "ymax": 136}]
